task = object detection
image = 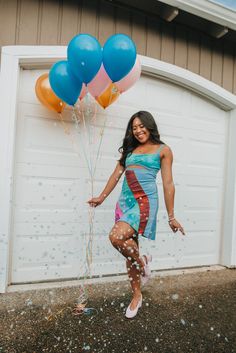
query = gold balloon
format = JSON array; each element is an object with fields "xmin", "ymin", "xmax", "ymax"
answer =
[
  {"xmin": 96, "ymin": 83, "xmax": 120, "ymax": 109},
  {"xmin": 35, "ymin": 73, "xmax": 66, "ymax": 113}
]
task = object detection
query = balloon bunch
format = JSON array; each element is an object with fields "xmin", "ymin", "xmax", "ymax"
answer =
[
  {"xmin": 35, "ymin": 33, "xmax": 141, "ymax": 317},
  {"xmin": 36, "ymin": 33, "xmax": 141, "ymax": 112}
]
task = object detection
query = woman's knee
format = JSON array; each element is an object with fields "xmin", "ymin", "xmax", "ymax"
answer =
[{"xmin": 109, "ymin": 230, "xmax": 121, "ymax": 247}]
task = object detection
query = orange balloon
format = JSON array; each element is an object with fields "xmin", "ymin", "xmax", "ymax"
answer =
[
  {"xmin": 96, "ymin": 83, "xmax": 120, "ymax": 109},
  {"xmin": 35, "ymin": 73, "xmax": 66, "ymax": 113}
]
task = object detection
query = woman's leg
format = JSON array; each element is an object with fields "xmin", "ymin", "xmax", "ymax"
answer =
[
  {"xmin": 109, "ymin": 221, "xmax": 145, "ymax": 310},
  {"xmin": 125, "ymin": 234, "xmax": 143, "ymax": 291}
]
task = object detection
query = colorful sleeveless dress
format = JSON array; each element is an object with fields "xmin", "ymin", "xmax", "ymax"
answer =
[{"xmin": 115, "ymin": 144, "xmax": 166, "ymax": 241}]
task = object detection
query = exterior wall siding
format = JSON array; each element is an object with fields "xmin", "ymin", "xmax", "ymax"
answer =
[{"xmin": 0, "ymin": 0, "xmax": 236, "ymax": 94}]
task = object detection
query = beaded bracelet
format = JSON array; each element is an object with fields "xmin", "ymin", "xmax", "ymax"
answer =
[{"xmin": 168, "ymin": 217, "xmax": 175, "ymax": 223}]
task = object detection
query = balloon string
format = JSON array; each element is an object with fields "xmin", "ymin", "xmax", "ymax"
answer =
[
  {"xmin": 91, "ymin": 102, "xmax": 98, "ymax": 145},
  {"xmin": 57, "ymin": 86, "xmax": 119, "ymax": 317},
  {"xmin": 74, "ymin": 101, "xmax": 96, "ymax": 279},
  {"xmin": 75, "ymin": 94, "xmax": 95, "ymax": 303},
  {"xmin": 71, "ymin": 85, "xmax": 118, "ymax": 316},
  {"xmin": 84, "ymin": 90, "xmax": 95, "ymax": 192},
  {"xmin": 83, "ymin": 90, "xmax": 96, "ymax": 276},
  {"xmin": 58, "ymin": 112, "xmax": 70, "ymax": 135},
  {"xmin": 71, "ymin": 86, "xmax": 117, "ymax": 316},
  {"xmin": 80, "ymin": 97, "xmax": 94, "ymax": 192},
  {"xmin": 72, "ymin": 103, "xmax": 95, "ymax": 288},
  {"xmin": 71, "ymin": 106, "xmax": 93, "ymax": 179},
  {"xmin": 58, "ymin": 113, "xmax": 81, "ymax": 158},
  {"xmin": 54, "ymin": 110, "xmax": 95, "ymax": 317},
  {"xmin": 58, "ymin": 112, "xmax": 91, "ymax": 278},
  {"xmin": 92, "ymin": 113, "xmax": 107, "ymax": 178},
  {"xmin": 91, "ymin": 85, "xmax": 116, "ymax": 178},
  {"xmin": 71, "ymin": 105, "xmax": 94, "ymax": 274}
]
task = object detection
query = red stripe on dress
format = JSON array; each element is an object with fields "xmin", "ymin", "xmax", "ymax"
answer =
[{"xmin": 125, "ymin": 170, "xmax": 150, "ymax": 235}]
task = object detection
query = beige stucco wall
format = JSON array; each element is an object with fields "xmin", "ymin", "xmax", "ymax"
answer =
[{"xmin": 0, "ymin": 0, "xmax": 235, "ymax": 93}]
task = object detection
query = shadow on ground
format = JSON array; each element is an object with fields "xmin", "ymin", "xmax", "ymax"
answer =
[{"xmin": 0, "ymin": 268, "xmax": 235, "ymax": 353}]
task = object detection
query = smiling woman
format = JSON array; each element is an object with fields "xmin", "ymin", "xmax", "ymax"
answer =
[{"xmin": 87, "ymin": 110, "xmax": 185, "ymax": 319}]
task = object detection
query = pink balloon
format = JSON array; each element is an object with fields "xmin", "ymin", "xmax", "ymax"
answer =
[
  {"xmin": 115, "ymin": 57, "xmax": 141, "ymax": 93},
  {"xmin": 87, "ymin": 64, "xmax": 111, "ymax": 98},
  {"xmin": 79, "ymin": 83, "xmax": 87, "ymax": 100}
]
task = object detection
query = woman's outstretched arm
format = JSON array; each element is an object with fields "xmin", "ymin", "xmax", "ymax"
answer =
[
  {"xmin": 160, "ymin": 146, "xmax": 185, "ymax": 235},
  {"xmin": 87, "ymin": 161, "xmax": 125, "ymax": 207}
]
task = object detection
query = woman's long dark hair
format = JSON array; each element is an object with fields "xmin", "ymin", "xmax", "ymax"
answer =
[{"xmin": 118, "ymin": 111, "xmax": 165, "ymax": 167}]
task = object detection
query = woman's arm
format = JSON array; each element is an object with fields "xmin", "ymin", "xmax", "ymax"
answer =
[
  {"xmin": 87, "ymin": 161, "xmax": 125, "ymax": 207},
  {"xmin": 161, "ymin": 146, "xmax": 185, "ymax": 235}
]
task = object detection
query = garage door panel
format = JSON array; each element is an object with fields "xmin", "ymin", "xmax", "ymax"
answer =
[
  {"xmin": 157, "ymin": 211, "xmax": 220, "ymax": 233},
  {"xmin": 185, "ymin": 185, "xmax": 221, "ymax": 209},
  {"xmin": 186, "ymin": 164, "xmax": 222, "ymax": 178},
  {"xmin": 15, "ymin": 163, "xmax": 86, "ymax": 179},
  {"xmin": 14, "ymin": 209, "xmax": 80, "ymax": 224},
  {"xmin": 103, "ymin": 103, "xmax": 137, "ymax": 124},
  {"xmin": 13, "ymin": 222, "xmax": 82, "ymax": 237},
  {"xmin": 18, "ymin": 105, "xmax": 77, "ymax": 147},
  {"xmin": 14, "ymin": 175, "xmax": 81, "ymax": 207},
  {"xmin": 12, "ymin": 234, "xmax": 82, "ymax": 283},
  {"xmin": 184, "ymin": 210, "xmax": 220, "ymax": 227},
  {"xmin": 177, "ymin": 254, "xmax": 218, "ymax": 268},
  {"xmin": 186, "ymin": 174, "xmax": 223, "ymax": 186},
  {"xmin": 19, "ymin": 69, "xmax": 47, "ymax": 103},
  {"xmin": 144, "ymin": 80, "xmax": 184, "ymax": 114},
  {"xmin": 189, "ymin": 141, "xmax": 224, "ymax": 166},
  {"xmin": 157, "ymin": 114, "xmax": 187, "ymax": 131},
  {"xmin": 190, "ymin": 93, "xmax": 223, "ymax": 117},
  {"xmin": 189, "ymin": 114, "xmax": 226, "ymax": 134},
  {"xmin": 182, "ymin": 232, "xmax": 218, "ymax": 254},
  {"xmin": 187, "ymin": 128, "xmax": 225, "ymax": 143},
  {"xmin": 12, "ymin": 264, "xmax": 76, "ymax": 283}
]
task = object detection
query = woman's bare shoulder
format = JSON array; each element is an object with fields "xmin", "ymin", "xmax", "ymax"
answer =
[{"xmin": 160, "ymin": 144, "xmax": 173, "ymax": 158}]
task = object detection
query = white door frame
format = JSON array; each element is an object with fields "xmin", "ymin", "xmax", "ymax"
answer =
[{"xmin": 1, "ymin": 46, "xmax": 236, "ymax": 293}]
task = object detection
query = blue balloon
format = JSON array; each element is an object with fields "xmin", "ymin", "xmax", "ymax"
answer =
[
  {"xmin": 49, "ymin": 61, "xmax": 82, "ymax": 106},
  {"xmin": 68, "ymin": 34, "xmax": 102, "ymax": 84},
  {"xmin": 103, "ymin": 34, "xmax": 136, "ymax": 82}
]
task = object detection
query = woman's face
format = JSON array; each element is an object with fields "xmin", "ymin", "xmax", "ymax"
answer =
[{"xmin": 132, "ymin": 117, "xmax": 150, "ymax": 144}]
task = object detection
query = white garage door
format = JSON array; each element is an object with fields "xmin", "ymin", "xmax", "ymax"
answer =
[{"xmin": 10, "ymin": 67, "xmax": 228, "ymax": 284}]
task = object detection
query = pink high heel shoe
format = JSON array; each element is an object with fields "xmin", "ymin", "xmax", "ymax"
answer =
[
  {"xmin": 125, "ymin": 294, "xmax": 142, "ymax": 319},
  {"xmin": 140, "ymin": 254, "xmax": 152, "ymax": 286}
]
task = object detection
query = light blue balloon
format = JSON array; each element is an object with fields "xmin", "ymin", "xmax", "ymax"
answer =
[
  {"xmin": 68, "ymin": 34, "xmax": 102, "ymax": 84},
  {"xmin": 49, "ymin": 61, "xmax": 82, "ymax": 106},
  {"xmin": 103, "ymin": 34, "xmax": 136, "ymax": 82}
]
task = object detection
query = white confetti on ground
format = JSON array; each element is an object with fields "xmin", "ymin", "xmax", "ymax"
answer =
[
  {"xmin": 171, "ymin": 293, "xmax": 179, "ymax": 300},
  {"xmin": 83, "ymin": 344, "xmax": 90, "ymax": 350}
]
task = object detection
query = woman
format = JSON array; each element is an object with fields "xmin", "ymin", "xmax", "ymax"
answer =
[{"xmin": 87, "ymin": 111, "xmax": 185, "ymax": 319}]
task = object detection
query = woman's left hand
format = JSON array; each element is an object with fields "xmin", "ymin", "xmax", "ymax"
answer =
[{"xmin": 168, "ymin": 218, "xmax": 185, "ymax": 235}]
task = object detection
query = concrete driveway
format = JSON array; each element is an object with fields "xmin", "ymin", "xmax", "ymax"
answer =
[{"xmin": 0, "ymin": 267, "xmax": 235, "ymax": 353}]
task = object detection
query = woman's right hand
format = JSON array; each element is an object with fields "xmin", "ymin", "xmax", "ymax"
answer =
[
  {"xmin": 168, "ymin": 218, "xmax": 185, "ymax": 235},
  {"xmin": 87, "ymin": 196, "xmax": 104, "ymax": 207}
]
